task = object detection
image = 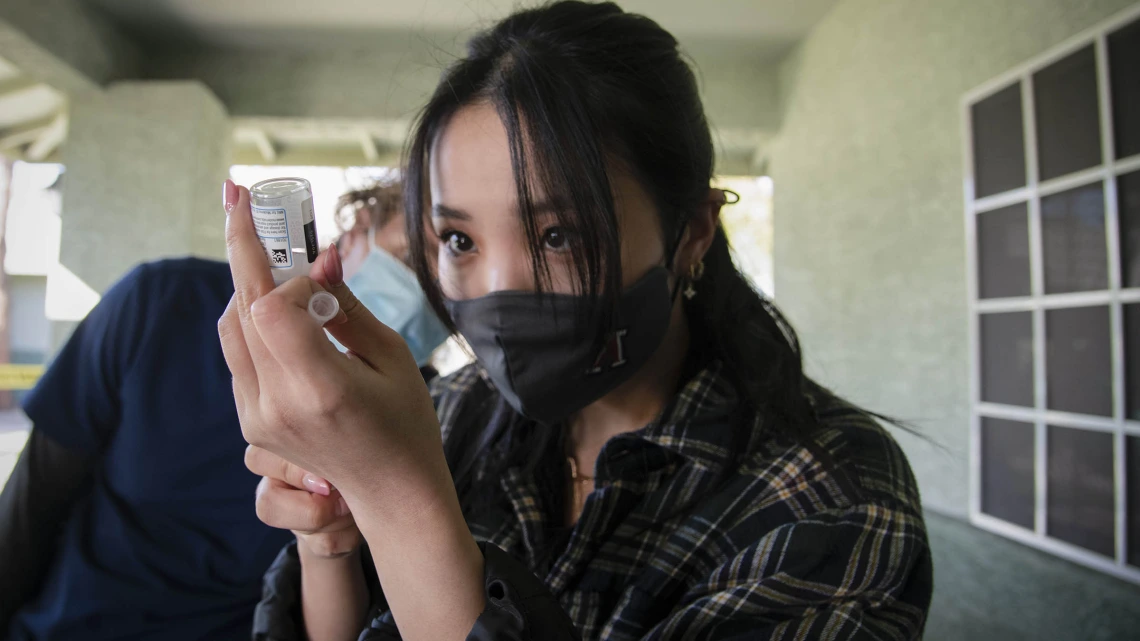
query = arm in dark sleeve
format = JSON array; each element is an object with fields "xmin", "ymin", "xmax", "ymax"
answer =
[
  {"xmin": 0, "ymin": 264, "xmax": 154, "ymax": 627},
  {"xmin": 465, "ymin": 543, "xmax": 579, "ymax": 641},
  {"xmin": 255, "ymin": 539, "xmax": 578, "ymax": 641},
  {"xmin": 253, "ymin": 540, "xmax": 384, "ymax": 641},
  {"xmin": 251, "ymin": 541, "xmax": 304, "ymax": 641},
  {"xmin": 358, "ymin": 543, "xmax": 579, "ymax": 641},
  {"xmin": 0, "ymin": 429, "xmax": 94, "ymax": 628}
]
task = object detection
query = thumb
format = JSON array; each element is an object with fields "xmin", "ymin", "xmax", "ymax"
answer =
[{"xmin": 310, "ymin": 245, "xmax": 413, "ymax": 372}]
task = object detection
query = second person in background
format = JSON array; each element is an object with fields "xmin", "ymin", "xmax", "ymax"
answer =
[{"xmin": 333, "ymin": 180, "xmax": 451, "ymax": 372}]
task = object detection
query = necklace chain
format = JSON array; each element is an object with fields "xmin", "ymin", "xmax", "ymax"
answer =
[{"xmin": 567, "ymin": 456, "xmax": 594, "ymax": 483}]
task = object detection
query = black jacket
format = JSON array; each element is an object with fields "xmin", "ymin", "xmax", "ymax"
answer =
[{"xmin": 254, "ymin": 540, "xmax": 577, "ymax": 640}]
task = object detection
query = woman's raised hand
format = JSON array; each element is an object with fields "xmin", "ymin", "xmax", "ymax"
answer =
[{"xmin": 218, "ymin": 180, "xmax": 447, "ymax": 513}]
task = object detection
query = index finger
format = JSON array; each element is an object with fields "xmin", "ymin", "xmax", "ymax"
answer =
[
  {"xmin": 224, "ymin": 182, "xmax": 280, "ymax": 384},
  {"xmin": 224, "ymin": 181, "xmax": 276, "ymax": 308}
]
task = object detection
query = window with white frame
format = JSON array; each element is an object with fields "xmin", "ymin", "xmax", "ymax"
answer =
[{"xmin": 963, "ymin": 4, "xmax": 1140, "ymax": 583}]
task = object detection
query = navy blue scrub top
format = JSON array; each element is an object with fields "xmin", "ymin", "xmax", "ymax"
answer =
[{"xmin": 7, "ymin": 258, "xmax": 292, "ymax": 640}]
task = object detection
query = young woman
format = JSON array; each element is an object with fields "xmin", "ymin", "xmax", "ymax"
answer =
[{"xmin": 222, "ymin": 3, "xmax": 932, "ymax": 640}]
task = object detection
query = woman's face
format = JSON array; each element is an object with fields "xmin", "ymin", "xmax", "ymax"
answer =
[{"xmin": 428, "ymin": 102, "xmax": 669, "ymax": 300}]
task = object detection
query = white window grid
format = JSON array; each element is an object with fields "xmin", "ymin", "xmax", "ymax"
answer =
[{"xmin": 962, "ymin": 2, "xmax": 1140, "ymax": 585}]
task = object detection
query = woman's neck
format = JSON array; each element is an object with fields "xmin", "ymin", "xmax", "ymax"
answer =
[{"xmin": 567, "ymin": 299, "xmax": 690, "ymax": 470}]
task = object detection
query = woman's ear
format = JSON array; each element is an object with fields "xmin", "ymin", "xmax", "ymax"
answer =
[{"xmin": 675, "ymin": 188, "xmax": 724, "ymax": 273}]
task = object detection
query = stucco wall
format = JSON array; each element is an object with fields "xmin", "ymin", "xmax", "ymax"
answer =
[{"xmin": 770, "ymin": 0, "xmax": 1138, "ymax": 516}]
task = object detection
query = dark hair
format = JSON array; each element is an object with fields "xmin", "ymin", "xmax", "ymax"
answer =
[{"xmin": 403, "ymin": 1, "xmax": 884, "ymax": 532}]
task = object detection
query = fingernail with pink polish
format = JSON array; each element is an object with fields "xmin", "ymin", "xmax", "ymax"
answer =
[
  {"xmin": 329, "ymin": 243, "xmax": 344, "ymax": 285},
  {"xmin": 336, "ymin": 497, "xmax": 350, "ymax": 517},
  {"xmin": 302, "ymin": 474, "xmax": 330, "ymax": 496},
  {"xmin": 223, "ymin": 179, "xmax": 238, "ymax": 214}
]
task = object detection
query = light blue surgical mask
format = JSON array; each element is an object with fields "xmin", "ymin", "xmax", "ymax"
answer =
[{"xmin": 335, "ymin": 228, "xmax": 450, "ymax": 366}]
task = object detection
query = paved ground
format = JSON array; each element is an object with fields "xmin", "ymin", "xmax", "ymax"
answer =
[{"xmin": 925, "ymin": 510, "xmax": 1140, "ymax": 640}]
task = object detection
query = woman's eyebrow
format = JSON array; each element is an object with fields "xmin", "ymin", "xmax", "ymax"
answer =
[{"xmin": 431, "ymin": 204, "xmax": 472, "ymax": 221}]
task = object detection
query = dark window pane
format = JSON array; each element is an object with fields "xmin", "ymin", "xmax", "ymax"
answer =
[
  {"xmin": 1109, "ymin": 18, "xmax": 1140, "ymax": 159},
  {"xmin": 972, "ymin": 83, "xmax": 1026, "ymax": 198},
  {"xmin": 981, "ymin": 311, "xmax": 1035, "ymax": 407},
  {"xmin": 1041, "ymin": 182, "xmax": 1108, "ymax": 293},
  {"xmin": 1128, "ymin": 436, "xmax": 1140, "ymax": 567},
  {"xmin": 1126, "ymin": 304, "xmax": 1140, "ymax": 421},
  {"xmin": 1034, "ymin": 45, "xmax": 1102, "ymax": 181},
  {"xmin": 1120, "ymin": 170, "xmax": 1140, "ymax": 288},
  {"xmin": 1048, "ymin": 426, "xmax": 1115, "ymax": 557},
  {"xmin": 982, "ymin": 417, "xmax": 1036, "ymax": 529},
  {"xmin": 977, "ymin": 203, "xmax": 1031, "ymax": 298},
  {"xmin": 1046, "ymin": 306, "xmax": 1112, "ymax": 417}
]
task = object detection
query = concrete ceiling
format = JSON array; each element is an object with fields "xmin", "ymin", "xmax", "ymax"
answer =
[
  {"xmin": 72, "ymin": 0, "xmax": 837, "ymax": 172},
  {"xmin": 88, "ymin": 0, "xmax": 838, "ymax": 52}
]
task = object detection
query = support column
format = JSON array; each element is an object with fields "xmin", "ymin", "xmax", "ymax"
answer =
[{"xmin": 51, "ymin": 80, "xmax": 229, "ymax": 348}]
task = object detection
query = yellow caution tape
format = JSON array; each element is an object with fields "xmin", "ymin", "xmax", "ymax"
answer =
[{"xmin": 0, "ymin": 364, "xmax": 45, "ymax": 390}]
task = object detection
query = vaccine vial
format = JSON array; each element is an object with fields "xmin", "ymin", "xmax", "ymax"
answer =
[{"xmin": 249, "ymin": 177, "xmax": 319, "ymax": 285}]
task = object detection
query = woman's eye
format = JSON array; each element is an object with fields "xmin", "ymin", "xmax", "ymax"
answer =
[
  {"xmin": 542, "ymin": 226, "xmax": 569, "ymax": 251},
  {"xmin": 442, "ymin": 231, "xmax": 475, "ymax": 255}
]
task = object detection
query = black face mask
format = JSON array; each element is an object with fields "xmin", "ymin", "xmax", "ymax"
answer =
[{"xmin": 444, "ymin": 266, "xmax": 675, "ymax": 424}]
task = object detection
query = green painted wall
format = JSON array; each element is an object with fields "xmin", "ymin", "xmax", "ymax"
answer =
[{"xmin": 770, "ymin": 0, "xmax": 1138, "ymax": 516}]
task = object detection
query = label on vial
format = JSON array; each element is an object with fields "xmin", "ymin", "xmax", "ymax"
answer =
[
  {"xmin": 300, "ymin": 197, "xmax": 318, "ymax": 262},
  {"xmin": 251, "ymin": 205, "xmax": 292, "ymax": 269}
]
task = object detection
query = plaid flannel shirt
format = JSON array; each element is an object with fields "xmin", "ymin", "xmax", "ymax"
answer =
[
  {"xmin": 254, "ymin": 359, "xmax": 931, "ymax": 641},
  {"xmin": 431, "ymin": 359, "xmax": 932, "ymax": 640}
]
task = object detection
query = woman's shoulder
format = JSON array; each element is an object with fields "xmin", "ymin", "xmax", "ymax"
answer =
[
  {"xmin": 654, "ymin": 387, "xmax": 932, "ymax": 634},
  {"xmin": 796, "ymin": 389, "xmax": 924, "ymax": 514},
  {"xmin": 711, "ymin": 406, "xmax": 933, "ymax": 639},
  {"xmin": 732, "ymin": 388, "xmax": 923, "ymax": 523},
  {"xmin": 726, "ymin": 391, "xmax": 930, "ymax": 565}
]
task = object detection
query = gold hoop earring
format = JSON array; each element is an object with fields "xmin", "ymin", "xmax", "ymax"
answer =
[{"xmin": 683, "ymin": 259, "xmax": 705, "ymax": 300}]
